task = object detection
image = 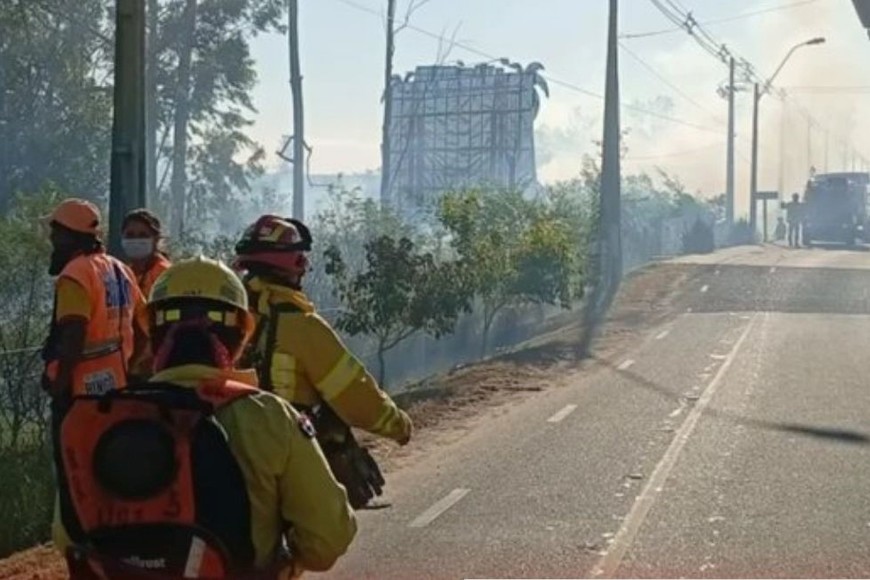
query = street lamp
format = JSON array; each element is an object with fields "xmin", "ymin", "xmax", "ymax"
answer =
[{"xmin": 749, "ymin": 37, "xmax": 825, "ymax": 241}]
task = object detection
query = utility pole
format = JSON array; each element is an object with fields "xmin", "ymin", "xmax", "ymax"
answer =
[
  {"xmin": 825, "ymin": 130, "xmax": 829, "ymax": 172},
  {"xmin": 580, "ymin": 0, "xmax": 622, "ymax": 358},
  {"xmin": 109, "ymin": 0, "xmax": 146, "ymax": 255},
  {"xmin": 288, "ymin": 0, "xmax": 305, "ymax": 220},
  {"xmin": 749, "ymin": 83, "xmax": 760, "ymax": 239},
  {"xmin": 601, "ymin": 0, "xmax": 622, "ymax": 295},
  {"xmin": 777, "ymin": 99, "xmax": 786, "ymax": 211},
  {"xmin": 725, "ymin": 56, "xmax": 735, "ymax": 226},
  {"xmin": 748, "ymin": 37, "xmax": 824, "ymax": 243},
  {"xmin": 806, "ymin": 117, "xmax": 812, "ymax": 178},
  {"xmin": 380, "ymin": 0, "xmax": 397, "ymax": 208}
]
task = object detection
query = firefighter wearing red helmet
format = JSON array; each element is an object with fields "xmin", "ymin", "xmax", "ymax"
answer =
[{"xmin": 234, "ymin": 215, "xmax": 412, "ymax": 509}]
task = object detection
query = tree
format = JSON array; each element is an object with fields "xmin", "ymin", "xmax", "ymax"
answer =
[
  {"xmin": 150, "ymin": 0, "xmax": 286, "ymax": 234},
  {"xmin": 438, "ymin": 188, "xmax": 580, "ymax": 356},
  {"xmin": 324, "ymin": 235, "xmax": 469, "ymax": 385},
  {"xmin": 0, "ymin": 0, "xmax": 113, "ymax": 212},
  {"xmin": 0, "ymin": 186, "xmax": 61, "ymax": 450}
]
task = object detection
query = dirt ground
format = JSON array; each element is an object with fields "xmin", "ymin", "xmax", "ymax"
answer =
[{"xmin": 0, "ymin": 262, "xmax": 698, "ymax": 580}]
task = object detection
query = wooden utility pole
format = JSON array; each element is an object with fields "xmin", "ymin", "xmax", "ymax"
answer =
[
  {"xmin": 749, "ymin": 83, "xmax": 760, "ymax": 238},
  {"xmin": 289, "ymin": 0, "xmax": 305, "ymax": 220},
  {"xmin": 600, "ymin": 0, "xmax": 622, "ymax": 292},
  {"xmin": 380, "ymin": 0, "xmax": 398, "ymax": 208},
  {"xmin": 725, "ymin": 56, "xmax": 735, "ymax": 226}
]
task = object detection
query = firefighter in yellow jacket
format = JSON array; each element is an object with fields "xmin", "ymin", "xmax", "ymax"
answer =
[
  {"xmin": 52, "ymin": 256, "xmax": 356, "ymax": 578},
  {"xmin": 234, "ymin": 215, "xmax": 412, "ymax": 508}
]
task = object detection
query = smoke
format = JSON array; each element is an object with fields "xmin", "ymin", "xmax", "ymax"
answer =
[
  {"xmin": 536, "ymin": 1, "xmax": 870, "ymax": 216},
  {"xmin": 757, "ymin": 0, "xmax": 870, "ymax": 197}
]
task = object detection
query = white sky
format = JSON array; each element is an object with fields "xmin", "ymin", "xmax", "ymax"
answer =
[{"xmin": 246, "ymin": 0, "xmax": 870, "ymax": 216}]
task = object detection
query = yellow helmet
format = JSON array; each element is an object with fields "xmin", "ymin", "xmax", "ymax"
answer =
[{"xmin": 146, "ymin": 256, "xmax": 254, "ymax": 340}]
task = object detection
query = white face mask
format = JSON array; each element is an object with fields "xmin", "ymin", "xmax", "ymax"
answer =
[{"xmin": 122, "ymin": 238, "xmax": 155, "ymax": 260}]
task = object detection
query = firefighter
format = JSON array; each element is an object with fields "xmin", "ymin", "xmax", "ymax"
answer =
[
  {"xmin": 122, "ymin": 208, "xmax": 171, "ymax": 380},
  {"xmin": 234, "ymin": 215, "xmax": 412, "ymax": 509},
  {"xmin": 121, "ymin": 208, "xmax": 171, "ymax": 298},
  {"xmin": 53, "ymin": 256, "xmax": 357, "ymax": 578},
  {"xmin": 42, "ymin": 198, "xmax": 143, "ymax": 403}
]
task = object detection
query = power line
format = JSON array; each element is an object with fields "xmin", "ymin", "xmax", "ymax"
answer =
[
  {"xmin": 783, "ymin": 85, "xmax": 870, "ymax": 93},
  {"xmin": 644, "ymin": 0, "xmax": 866, "ymax": 160},
  {"xmin": 621, "ymin": 0, "xmax": 822, "ymax": 39},
  {"xmin": 701, "ymin": 0, "xmax": 821, "ymax": 26},
  {"xmin": 618, "ymin": 40, "xmax": 726, "ymax": 126},
  {"xmin": 626, "ymin": 140, "xmax": 724, "ymax": 161},
  {"xmin": 329, "ymin": 0, "xmax": 725, "ymax": 135}
]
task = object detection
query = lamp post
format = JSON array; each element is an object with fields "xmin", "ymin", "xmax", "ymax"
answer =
[{"xmin": 749, "ymin": 37, "xmax": 825, "ymax": 241}]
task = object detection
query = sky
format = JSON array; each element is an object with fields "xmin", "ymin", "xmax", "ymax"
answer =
[{"xmin": 245, "ymin": 0, "xmax": 870, "ymax": 217}]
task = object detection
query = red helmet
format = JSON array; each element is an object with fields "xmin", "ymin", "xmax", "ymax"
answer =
[{"xmin": 234, "ymin": 215, "xmax": 312, "ymax": 275}]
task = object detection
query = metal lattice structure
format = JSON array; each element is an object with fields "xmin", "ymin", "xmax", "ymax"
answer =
[{"xmin": 385, "ymin": 62, "xmax": 547, "ymax": 211}]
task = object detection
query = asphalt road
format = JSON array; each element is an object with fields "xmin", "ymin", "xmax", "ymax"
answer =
[{"xmin": 318, "ymin": 244, "xmax": 870, "ymax": 579}]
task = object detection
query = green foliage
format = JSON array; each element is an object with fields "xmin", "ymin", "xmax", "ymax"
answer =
[
  {"xmin": 437, "ymin": 188, "xmax": 582, "ymax": 355},
  {"xmin": 681, "ymin": 219, "xmax": 715, "ymax": 255},
  {"xmin": 172, "ymin": 230, "xmax": 239, "ymax": 263},
  {"xmin": 324, "ymin": 235, "xmax": 470, "ymax": 385},
  {"xmin": 0, "ymin": 187, "xmax": 59, "ymax": 452},
  {"xmin": 152, "ymin": 0, "xmax": 284, "ymax": 231},
  {"xmin": 728, "ymin": 218, "xmax": 756, "ymax": 246},
  {"xmin": 0, "ymin": 188, "xmax": 58, "ymax": 557},
  {"xmin": 306, "ymin": 184, "xmax": 412, "ymax": 308},
  {"xmin": 0, "ymin": 446, "xmax": 54, "ymax": 557},
  {"xmin": 0, "ymin": 0, "xmax": 113, "ymax": 210}
]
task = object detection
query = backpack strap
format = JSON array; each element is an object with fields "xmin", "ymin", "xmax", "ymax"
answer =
[{"xmin": 246, "ymin": 287, "xmax": 302, "ymax": 392}]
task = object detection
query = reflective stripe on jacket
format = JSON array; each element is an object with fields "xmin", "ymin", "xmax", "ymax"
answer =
[
  {"xmin": 44, "ymin": 252, "xmax": 141, "ymax": 395},
  {"xmin": 244, "ymin": 276, "xmax": 412, "ymax": 443}
]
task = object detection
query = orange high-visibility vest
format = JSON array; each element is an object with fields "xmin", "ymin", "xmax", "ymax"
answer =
[
  {"xmin": 45, "ymin": 252, "xmax": 139, "ymax": 396},
  {"xmin": 136, "ymin": 254, "xmax": 172, "ymax": 300}
]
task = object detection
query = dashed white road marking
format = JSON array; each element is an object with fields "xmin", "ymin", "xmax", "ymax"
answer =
[
  {"xmin": 590, "ymin": 314, "xmax": 757, "ymax": 578},
  {"xmin": 655, "ymin": 329, "xmax": 670, "ymax": 340},
  {"xmin": 769, "ymin": 266, "xmax": 777, "ymax": 273},
  {"xmin": 409, "ymin": 488, "xmax": 470, "ymax": 528},
  {"xmin": 710, "ymin": 354, "xmax": 727, "ymax": 360},
  {"xmin": 547, "ymin": 404, "xmax": 578, "ymax": 423},
  {"xmin": 617, "ymin": 359, "xmax": 635, "ymax": 371},
  {"xmin": 700, "ymin": 285, "xmax": 709, "ymax": 293}
]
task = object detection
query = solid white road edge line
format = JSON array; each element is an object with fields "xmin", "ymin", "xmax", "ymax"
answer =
[
  {"xmin": 589, "ymin": 313, "xmax": 757, "ymax": 578},
  {"xmin": 617, "ymin": 359, "xmax": 635, "ymax": 371},
  {"xmin": 547, "ymin": 404, "xmax": 578, "ymax": 423},
  {"xmin": 408, "ymin": 488, "xmax": 471, "ymax": 528}
]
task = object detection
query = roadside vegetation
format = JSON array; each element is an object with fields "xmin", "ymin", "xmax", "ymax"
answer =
[{"xmin": 0, "ymin": 0, "xmax": 736, "ymax": 559}]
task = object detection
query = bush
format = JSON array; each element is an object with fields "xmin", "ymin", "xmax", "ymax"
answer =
[
  {"xmin": 682, "ymin": 219, "xmax": 715, "ymax": 254},
  {"xmin": 727, "ymin": 218, "xmax": 756, "ymax": 246},
  {"xmin": 0, "ymin": 445, "xmax": 54, "ymax": 557}
]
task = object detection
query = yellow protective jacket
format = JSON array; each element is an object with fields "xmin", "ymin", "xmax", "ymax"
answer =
[
  {"xmin": 244, "ymin": 275, "xmax": 412, "ymax": 443},
  {"xmin": 53, "ymin": 364, "xmax": 357, "ymax": 576}
]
